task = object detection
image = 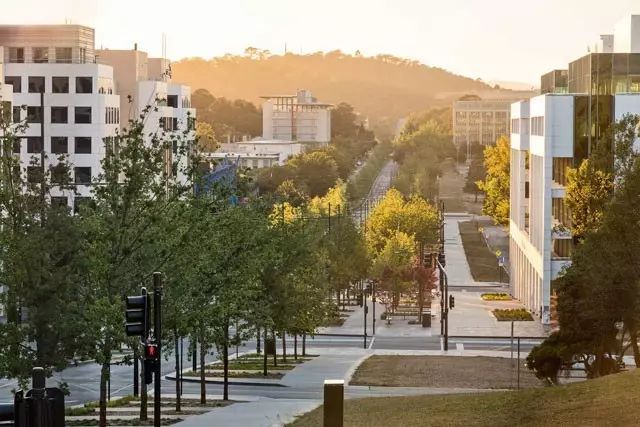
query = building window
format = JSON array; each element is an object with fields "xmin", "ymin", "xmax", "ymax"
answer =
[
  {"xmin": 27, "ymin": 166, "xmax": 42, "ymax": 183},
  {"xmin": 76, "ymin": 77, "xmax": 93, "ymax": 94},
  {"xmin": 75, "ymin": 137, "xmax": 91, "ymax": 154},
  {"xmin": 167, "ymin": 95, "xmax": 178, "ymax": 108},
  {"xmin": 13, "ymin": 138, "xmax": 21, "ymax": 154},
  {"xmin": 32, "ymin": 47, "xmax": 49, "ymax": 63},
  {"xmin": 74, "ymin": 107, "xmax": 92, "ymax": 124},
  {"xmin": 51, "ymin": 136, "xmax": 68, "ymax": 154},
  {"xmin": 79, "ymin": 48, "xmax": 87, "ymax": 64},
  {"xmin": 52, "ymin": 76, "xmax": 69, "ymax": 93},
  {"xmin": 27, "ymin": 137, "xmax": 43, "ymax": 153},
  {"xmin": 12, "ymin": 106, "xmax": 21, "ymax": 123},
  {"xmin": 74, "ymin": 196, "xmax": 92, "ymax": 214},
  {"xmin": 8, "ymin": 47, "xmax": 24, "ymax": 63},
  {"xmin": 55, "ymin": 47, "xmax": 72, "ymax": 63},
  {"xmin": 74, "ymin": 167, "xmax": 92, "ymax": 184},
  {"xmin": 50, "ymin": 163, "xmax": 68, "ymax": 185},
  {"xmin": 4, "ymin": 76, "xmax": 21, "ymax": 93},
  {"xmin": 28, "ymin": 76, "xmax": 45, "ymax": 93},
  {"xmin": 531, "ymin": 116, "xmax": 544, "ymax": 136},
  {"xmin": 51, "ymin": 106, "xmax": 68, "ymax": 124},
  {"xmin": 27, "ymin": 106, "xmax": 43, "ymax": 123},
  {"xmin": 51, "ymin": 196, "xmax": 68, "ymax": 209}
]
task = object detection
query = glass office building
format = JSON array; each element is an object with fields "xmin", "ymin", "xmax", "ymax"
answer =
[{"xmin": 568, "ymin": 53, "xmax": 640, "ymax": 95}]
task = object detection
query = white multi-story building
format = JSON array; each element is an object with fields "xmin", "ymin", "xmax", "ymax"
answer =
[
  {"xmin": 261, "ymin": 90, "xmax": 332, "ymax": 145},
  {"xmin": 509, "ymin": 15, "xmax": 640, "ymax": 324},
  {"xmin": 96, "ymin": 48, "xmax": 195, "ymax": 184},
  {"xmin": 209, "ymin": 139, "xmax": 303, "ymax": 169},
  {"xmin": 0, "ymin": 25, "xmax": 120, "ymax": 211}
]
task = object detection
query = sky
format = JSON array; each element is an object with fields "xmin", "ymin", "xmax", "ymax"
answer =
[{"xmin": 4, "ymin": 0, "xmax": 640, "ymax": 86}]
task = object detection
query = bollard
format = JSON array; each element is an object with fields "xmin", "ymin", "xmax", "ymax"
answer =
[{"xmin": 323, "ymin": 380, "xmax": 344, "ymax": 427}]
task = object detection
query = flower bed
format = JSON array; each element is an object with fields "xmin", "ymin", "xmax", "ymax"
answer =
[
  {"xmin": 492, "ymin": 308, "xmax": 533, "ymax": 321},
  {"xmin": 481, "ymin": 293, "xmax": 512, "ymax": 301}
]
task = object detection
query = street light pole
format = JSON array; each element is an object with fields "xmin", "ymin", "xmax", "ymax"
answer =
[
  {"xmin": 363, "ymin": 280, "xmax": 368, "ymax": 349},
  {"xmin": 372, "ymin": 280, "xmax": 376, "ymax": 335}
]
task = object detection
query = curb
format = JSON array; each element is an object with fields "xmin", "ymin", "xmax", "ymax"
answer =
[{"xmin": 164, "ymin": 374, "xmax": 287, "ymax": 388}]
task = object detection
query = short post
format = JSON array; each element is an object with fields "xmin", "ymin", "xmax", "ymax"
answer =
[{"xmin": 323, "ymin": 380, "xmax": 344, "ymax": 427}]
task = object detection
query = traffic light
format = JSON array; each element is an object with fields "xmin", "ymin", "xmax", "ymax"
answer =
[
  {"xmin": 144, "ymin": 342, "xmax": 159, "ymax": 385},
  {"xmin": 125, "ymin": 288, "xmax": 149, "ymax": 338},
  {"xmin": 449, "ymin": 295, "xmax": 455, "ymax": 309}
]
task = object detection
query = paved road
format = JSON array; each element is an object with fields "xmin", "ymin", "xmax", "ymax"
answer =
[{"xmin": 351, "ymin": 160, "xmax": 398, "ymax": 222}]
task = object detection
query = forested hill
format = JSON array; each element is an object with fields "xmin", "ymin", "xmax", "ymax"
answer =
[{"xmin": 172, "ymin": 51, "xmax": 530, "ymax": 137}]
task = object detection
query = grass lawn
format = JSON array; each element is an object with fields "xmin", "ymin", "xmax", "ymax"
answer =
[
  {"xmin": 290, "ymin": 367, "xmax": 640, "ymax": 427},
  {"xmin": 350, "ymin": 356, "xmax": 540, "ymax": 389},
  {"xmin": 459, "ymin": 221, "xmax": 507, "ymax": 282}
]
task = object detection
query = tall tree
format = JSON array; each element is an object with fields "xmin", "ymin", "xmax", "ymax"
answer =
[{"xmin": 477, "ymin": 136, "xmax": 510, "ymax": 225}]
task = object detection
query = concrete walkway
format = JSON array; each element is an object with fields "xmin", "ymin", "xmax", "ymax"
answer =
[{"xmin": 444, "ymin": 213, "xmax": 483, "ymax": 286}]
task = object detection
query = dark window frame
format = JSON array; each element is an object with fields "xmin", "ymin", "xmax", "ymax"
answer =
[
  {"xmin": 74, "ymin": 107, "xmax": 92, "ymax": 124},
  {"xmin": 4, "ymin": 76, "xmax": 21, "ymax": 93},
  {"xmin": 51, "ymin": 136, "xmax": 68, "ymax": 154},
  {"xmin": 74, "ymin": 167, "xmax": 92, "ymax": 185},
  {"xmin": 52, "ymin": 76, "xmax": 69, "ymax": 93},
  {"xmin": 28, "ymin": 76, "xmax": 45, "ymax": 93},
  {"xmin": 27, "ymin": 137, "xmax": 43, "ymax": 153},
  {"xmin": 50, "ymin": 106, "xmax": 68, "ymax": 124},
  {"xmin": 75, "ymin": 76, "xmax": 93, "ymax": 94},
  {"xmin": 74, "ymin": 137, "xmax": 92, "ymax": 154}
]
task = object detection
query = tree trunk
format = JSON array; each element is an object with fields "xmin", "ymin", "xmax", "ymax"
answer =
[
  {"xmin": 256, "ymin": 327, "xmax": 261, "ymax": 354},
  {"xmin": 336, "ymin": 290, "xmax": 340, "ymax": 309},
  {"xmin": 200, "ymin": 335, "xmax": 206, "ymax": 404},
  {"xmin": 140, "ymin": 355, "xmax": 148, "ymax": 421},
  {"xmin": 282, "ymin": 331, "xmax": 287, "ymax": 363},
  {"xmin": 263, "ymin": 327, "xmax": 268, "ymax": 376},
  {"xmin": 174, "ymin": 331, "xmax": 181, "ymax": 412},
  {"xmin": 272, "ymin": 330, "xmax": 278, "ymax": 367},
  {"xmin": 99, "ymin": 362, "xmax": 109, "ymax": 427},
  {"xmin": 628, "ymin": 323, "xmax": 640, "ymax": 368},
  {"xmin": 133, "ymin": 347, "xmax": 139, "ymax": 398},
  {"xmin": 223, "ymin": 320, "xmax": 230, "ymax": 401},
  {"xmin": 302, "ymin": 333, "xmax": 306, "ymax": 356},
  {"xmin": 294, "ymin": 334, "xmax": 298, "ymax": 360}
]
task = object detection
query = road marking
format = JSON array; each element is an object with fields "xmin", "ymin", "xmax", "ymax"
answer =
[
  {"xmin": 456, "ymin": 343, "xmax": 464, "ymax": 352},
  {"xmin": 0, "ymin": 381, "xmax": 17, "ymax": 390},
  {"xmin": 111, "ymin": 384, "xmax": 133, "ymax": 395},
  {"xmin": 368, "ymin": 337, "xmax": 375, "ymax": 350}
]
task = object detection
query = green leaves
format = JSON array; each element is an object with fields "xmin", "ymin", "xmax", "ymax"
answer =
[{"xmin": 477, "ymin": 136, "xmax": 510, "ymax": 225}]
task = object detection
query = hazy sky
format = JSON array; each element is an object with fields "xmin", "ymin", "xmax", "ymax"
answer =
[{"xmin": 4, "ymin": 0, "xmax": 640, "ymax": 85}]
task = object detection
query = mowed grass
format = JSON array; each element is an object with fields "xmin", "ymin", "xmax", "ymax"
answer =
[
  {"xmin": 350, "ymin": 355, "xmax": 540, "ymax": 389},
  {"xmin": 289, "ymin": 368, "xmax": 640, "ymax": 427},
  {"xmin": 459, "ymin": 221, "xmax": 507, "ymax": 282}
]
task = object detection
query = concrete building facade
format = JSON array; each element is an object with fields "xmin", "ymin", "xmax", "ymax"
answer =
[
  {"xmin": 261, "ymin": 89, "xmax": 331, "ymax": 145},
  {"xmin": 0, "ymin": 25, "xmax": 120, "ymax": 211},
  {"xmin": 509, "ymin": 15, "xmax": 640, "ymax": 324},
  {"xmin": 453, "ymin": 98, "xmax": 511, "ymax": 158}
]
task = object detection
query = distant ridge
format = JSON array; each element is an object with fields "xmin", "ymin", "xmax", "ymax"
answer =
[{"xmin": 173, "ymin": 51, "xmax": 535, "ymax": 137}]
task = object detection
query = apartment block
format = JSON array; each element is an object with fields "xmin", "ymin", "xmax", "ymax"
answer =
[
  {"xmin": 509, "ymin": 15, "xmax": 640, "ymax": 324},
  {"xmin": 261, "ymin": 89, "xmax": 331, "ymax": 145},
  {"xmin": 0, "ymin": 25, "xmax": 120, "ymax": 212}
]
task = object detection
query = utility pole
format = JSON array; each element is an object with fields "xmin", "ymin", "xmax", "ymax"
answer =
[
  {"xmin": 372, "ymin": 280, "xmax": 376, "ymax": 336},
  {"xmin": 363, "ymin": 280, "xmax": 368, "ymax": 349},
  {"xmin": 153, "ymin": 272, "xmax": 162, "ymax": 427}
]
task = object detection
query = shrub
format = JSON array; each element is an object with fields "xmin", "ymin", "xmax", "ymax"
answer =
[
  {"xmin": 526, "ymin": 332, "xmax": 567, "ymax": 385},
  {"xmin": 481, "ymin": 293, "xmax": 512, "ymax": 301},
  {"xmin": 492, "ymin": 308, "xmax": 533, "ymax": 321}
]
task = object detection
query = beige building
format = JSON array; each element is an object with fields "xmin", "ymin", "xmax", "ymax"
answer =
[
  {"xmin": 453, "ymin": 98, "xmax": 511, "ymax": 159},
  {"xmin": 261, "ymin": 89, "xmax": 332, "ymax": 145}
]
